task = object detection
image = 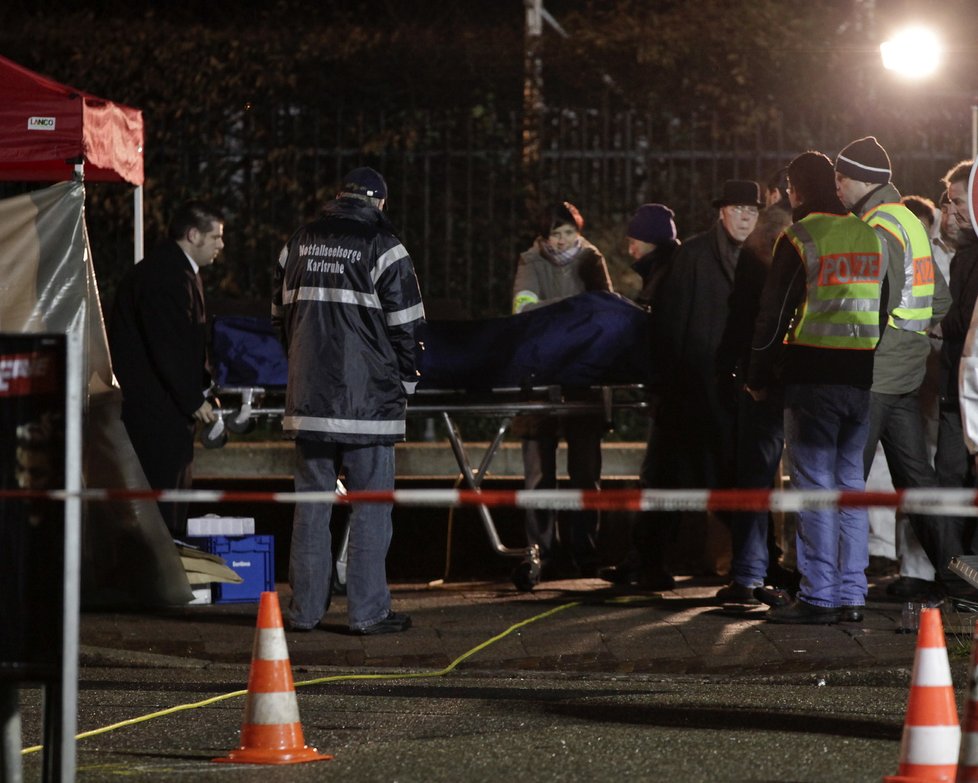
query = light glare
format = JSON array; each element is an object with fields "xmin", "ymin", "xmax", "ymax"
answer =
[{"xmin": 880, "ymin": 27, "xmax": 941, "ymax": 79}]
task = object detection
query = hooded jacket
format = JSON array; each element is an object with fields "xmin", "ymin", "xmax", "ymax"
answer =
[{"xmin": 272, "ymin": 197, "xmax": 425, "ymax": 444}]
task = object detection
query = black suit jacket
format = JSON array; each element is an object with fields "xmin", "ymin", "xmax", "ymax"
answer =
[{"xmin": 109, "ymin": 239, "xmax": 210, "ymax": 445}]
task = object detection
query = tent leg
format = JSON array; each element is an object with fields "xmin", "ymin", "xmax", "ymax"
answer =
[{"xmin": 133, "ymin": 185, "xmax": 144, "ymax": 263}]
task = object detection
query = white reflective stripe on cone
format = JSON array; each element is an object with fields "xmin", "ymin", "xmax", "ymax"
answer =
[
  {"xmin": 913, "ymin": 648, "xmax": 954, "ymax": 686},
  {"xmin": 960, "ymin": 732, "xmax": 978, "ymax": 766},
  {"xmin": 901, "ymin": 724, "xmax": 962, "ymax": 764},
  {"xmin": 255, "ymin": 628, "xmax": 289, "ymax": 661},
  {"xmin": 247, "ymin": 691, "xmax": 302, "ymax": 725}
]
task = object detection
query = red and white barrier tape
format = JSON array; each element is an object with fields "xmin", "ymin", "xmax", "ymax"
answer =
[{"xmin": 3, "ymin": 487, "xmax": 978, "ymax": 515}]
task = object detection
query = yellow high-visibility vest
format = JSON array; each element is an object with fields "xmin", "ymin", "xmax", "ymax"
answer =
[
  {"xmin": 784, "ymin": 212, "xmax": 886, "ymax": 350},
  {"xmin": 864, "ymin": 202, "xmax": 935, "ymax": 333}
]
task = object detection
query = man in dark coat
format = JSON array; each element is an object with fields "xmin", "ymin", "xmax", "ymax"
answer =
[
  {"xmin": 599, "ymin": 203, "xmax": 682, "ymax": 588},
  {"xmin": 109, "ymin": 201, "xmax": 223, "ymax": 537},
  {"xmin": 638, "ymin": 181, "xmax": 761, "ymax": 579},
  {"xmin": 653, "ymin": 180, "xmax": 763, "ymax": 491}
]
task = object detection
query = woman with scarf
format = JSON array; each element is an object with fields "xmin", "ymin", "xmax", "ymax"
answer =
[{"xmin": 510, "ymin": 202, "xmax": 613, "ymax": 589}]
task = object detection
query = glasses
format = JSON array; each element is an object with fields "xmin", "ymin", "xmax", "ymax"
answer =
[{"xmin": 728, "ymin": 205, "xmax": 759, "ymax": 216}]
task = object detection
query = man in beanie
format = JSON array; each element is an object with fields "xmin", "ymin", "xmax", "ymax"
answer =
[
  {"xmin": 649, "ymin": 181, "xmax": 762, "ymax": 579},
  {"xmin": 626, "ymin": 203, "xmax": 680, "ymax": 308},
  {"xmin": 835, "ymin": 137, "xmax": 956, "ymax": 602},
  {"xmin": 273, "ymin": 166, "xmax": 425, "ymax": 634},
  {"xmin": 749, "ymin": 151, "xmax": 887, "ymax": 623},
  {"xmin": 598, "ymin": 203, "xmax": 682, "ymax": 588}
]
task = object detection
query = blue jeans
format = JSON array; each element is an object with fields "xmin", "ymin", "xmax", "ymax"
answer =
[
  {"xmin": 784, "ymin": 384, "xmax": 871, "ymax": 608},
  {"xmin": 288, "ymin": 439, "xmax": 395, "ymax": 631},
  {"xmin": 729, "ymin": 388, "xmax": 785, "ymax": 587}
]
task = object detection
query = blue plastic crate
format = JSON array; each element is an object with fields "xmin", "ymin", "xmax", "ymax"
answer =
[{"xmin": 187, "ymin": 535, "xmax": 275, "ymax": 603}]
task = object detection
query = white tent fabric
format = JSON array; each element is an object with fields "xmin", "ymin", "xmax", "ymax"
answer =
[{"xmin": 0, "ymin": 181, "xmax": 192, "ymax": 606}]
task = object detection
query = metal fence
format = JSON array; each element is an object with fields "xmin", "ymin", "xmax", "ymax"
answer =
[{"xmin": 61, "ymin": 102, "xmax": 977, "ymax": 319}]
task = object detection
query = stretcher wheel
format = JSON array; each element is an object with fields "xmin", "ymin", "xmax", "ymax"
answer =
[
  {"xmin": 200, "ymin": 418, "xmax": 227, "ymax": 449},
  {"xmin": 511, "ymin": 556, "xmax": 541, "ymax": 592},
  {"xmin": 225, "ymin": 414, "xmax": 255, "ymax": 435}
]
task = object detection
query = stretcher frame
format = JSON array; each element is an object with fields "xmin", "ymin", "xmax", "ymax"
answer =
[{"xmin": 207, "ymin": 383, "xmax": 650, "ymax": 586}]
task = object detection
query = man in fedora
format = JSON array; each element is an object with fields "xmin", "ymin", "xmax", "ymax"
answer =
[{"xmin": 645, "ymin": 180, "xmax": 763, "ymax": 579}]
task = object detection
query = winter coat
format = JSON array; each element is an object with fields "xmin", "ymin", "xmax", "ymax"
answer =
[
  {"xmin": 651, "ymin": 220, "xmax": 744, "ymax": 489},
  {"xmin": 940, "ymin": 231, "xmax": 978, "ymax": 403},
  {"xmin": 511, "ymin": 236, "xmax": 612, "ymax": 312},
  {"xmin": 272, "ymin": 197, "xmax": 425, "ymax": 444}
]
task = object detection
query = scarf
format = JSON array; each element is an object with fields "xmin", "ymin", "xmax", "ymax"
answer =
[{"xmin": 539, "ymin": 236, "xmax": 582, "ymax": 267}]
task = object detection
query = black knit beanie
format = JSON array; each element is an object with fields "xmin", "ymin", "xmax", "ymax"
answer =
[
  {"xmin": 835, "ymin": 136, "xmax": 892, "ymax": 184},
  {"xmin": 627, "ymin": 204, "xmax": 677, "ymax": 245}
]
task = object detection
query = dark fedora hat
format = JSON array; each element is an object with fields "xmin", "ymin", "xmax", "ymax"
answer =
[{"xmin": 711, "ymin": 179, "xmax": 764, "ymax": 209}]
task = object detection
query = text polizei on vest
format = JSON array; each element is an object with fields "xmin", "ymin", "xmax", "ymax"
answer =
[{"xmin": 817, "ymin": 253, "xmax": 880, "ymax": 286}]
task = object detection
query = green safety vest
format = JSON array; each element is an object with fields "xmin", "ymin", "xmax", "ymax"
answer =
[
  {"xmin": 784, "ymin": 212, "xmax": 886, "ymax": 351},
  {"xmin": 864, "ymin": 202, "xmax": 935, "ymax": 333}
]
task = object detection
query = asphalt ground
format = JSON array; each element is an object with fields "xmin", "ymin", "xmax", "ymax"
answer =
[{"xmin": 12, "ymin": 575, "xmax": 978, "ymax": 781}]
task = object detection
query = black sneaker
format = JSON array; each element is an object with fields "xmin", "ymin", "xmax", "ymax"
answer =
[
  {"xmin": 715, "ymin": 582, "xmax": 760, "ymax": 605},
  {"xmin": 354, "ymin": 611, "xmax": 412, "ymax": 636}
]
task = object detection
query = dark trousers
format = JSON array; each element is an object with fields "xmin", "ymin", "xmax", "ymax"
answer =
[
  {"xmin": 728, "ymin": 388, "xmax": 785, "ymax": 587},
  {"xmin": 123, "ymin": 407, "xmax": 194, "ymax": 538},
  {"xmin": 933, "ymin": 406, "xmax": 978, "ymax": 589},
  {"xmin": 860, "ymin": 391, "xmax": 964, "ymax": 587},
  {"xmin": 521, "ymin": 415, "xmax": 603, "ymax": 571}
]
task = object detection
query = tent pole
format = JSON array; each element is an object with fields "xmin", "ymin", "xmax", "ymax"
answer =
[{"xmin": 133, "ymin": 185, "xmax": 144, "ymax": 263}]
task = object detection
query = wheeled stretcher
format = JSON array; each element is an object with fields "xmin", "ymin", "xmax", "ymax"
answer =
[{"xmin": 204, "ymin": 291, "xmax": 654, "ymax": 589}]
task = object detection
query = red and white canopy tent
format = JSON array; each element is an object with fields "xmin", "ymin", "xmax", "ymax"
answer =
[{"xmin": 0, "ymin": 54, "xmax": 145, "ymax": 259}]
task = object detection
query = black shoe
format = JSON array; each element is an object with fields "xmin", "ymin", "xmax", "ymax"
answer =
[
  {"xmin": 715, "ymin": 582, "xmax": 760, "ymax": 605},
  {"xmin": 765, "ymin": 599, "xmax": 840, "ymax": 625},
  {"xmin": 885, "ymin": 576, "xmax": 939, "ymax": 600},
  {"xmin": 866, "ymin": 555, "xmax": 899, "ymax": 578},
  {"xmin": 354, "ymin": 611, "xmax": 412, "ymax": 635},
  {"xmin": 765, "ymin": 563, "xmax": 801, "ymax": 591},
  {"xmin": 597, "ymin": 563, "xmax": 640, "ymax": 585},
  {"xmin": 289, "ymin": 624, "xmax": 317, "ymax": 633},
  {"xmin": 839, "ymin": 605, "xmax": 864, "ymax": 623},
  {"xmin": 753, "ymin": 585, "xmax": 792, "ymax": 608}
]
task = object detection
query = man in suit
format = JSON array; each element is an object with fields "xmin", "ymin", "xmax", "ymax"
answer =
[{"xmin": 109, "ymin": 201, "xmax": 223, "ymax": 537}]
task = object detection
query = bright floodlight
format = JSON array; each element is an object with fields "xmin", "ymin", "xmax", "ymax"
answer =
[{"xmin": 880, "ymin": 26, "xmax": 942, "ymax": 79}]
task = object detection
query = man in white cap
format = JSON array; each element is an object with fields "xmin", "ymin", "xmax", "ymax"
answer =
[{"xmin": 834, "ymin": 136, "xmax": 954, "ymax": 601}]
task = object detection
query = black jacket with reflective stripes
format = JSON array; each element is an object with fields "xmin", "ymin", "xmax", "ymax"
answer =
[{"xmin": 272, "ymin": 197, "xmax": 425, "ymax": 444}]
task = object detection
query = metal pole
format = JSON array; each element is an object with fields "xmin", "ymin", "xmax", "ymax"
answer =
[
  {"xmin": 972, "ymin": 104, "xmax": 977, "ymax": 161},
  {"xmin": 133, "ymin": 184, "xmax": 144, "ymax": 263},
  {"xmin": 522, "ymin": 0, "xmax": 543, "ymax": 219}
]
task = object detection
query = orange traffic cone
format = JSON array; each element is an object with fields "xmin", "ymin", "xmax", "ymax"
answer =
[
  {"xmin": 957, "ymin": 621, "xmax": 978, "ymax": 782},
  {"xmin": 884, "ymin": 607, "xmax": 960, "ymax": 783},
  {"xmin": 215, "ymin": 591, "xmax": 332, "ymax": 765}
]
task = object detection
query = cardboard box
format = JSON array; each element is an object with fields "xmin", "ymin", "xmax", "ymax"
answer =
[
  {"xmin": 187, "ymin": 515, "xmax": 255, "ymax": 537},
  {"xmin": 186, "ymin": 535, "xmax": 275, "ymax": 603}
]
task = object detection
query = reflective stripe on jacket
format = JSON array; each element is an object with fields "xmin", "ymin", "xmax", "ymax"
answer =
[
  {"xmin": 865, "ymin": 203, "xmax": 935, "ymax": 332},
  {"xmin": 784, "ymin": 212, "xmax": 886, "ymax": 350}
]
